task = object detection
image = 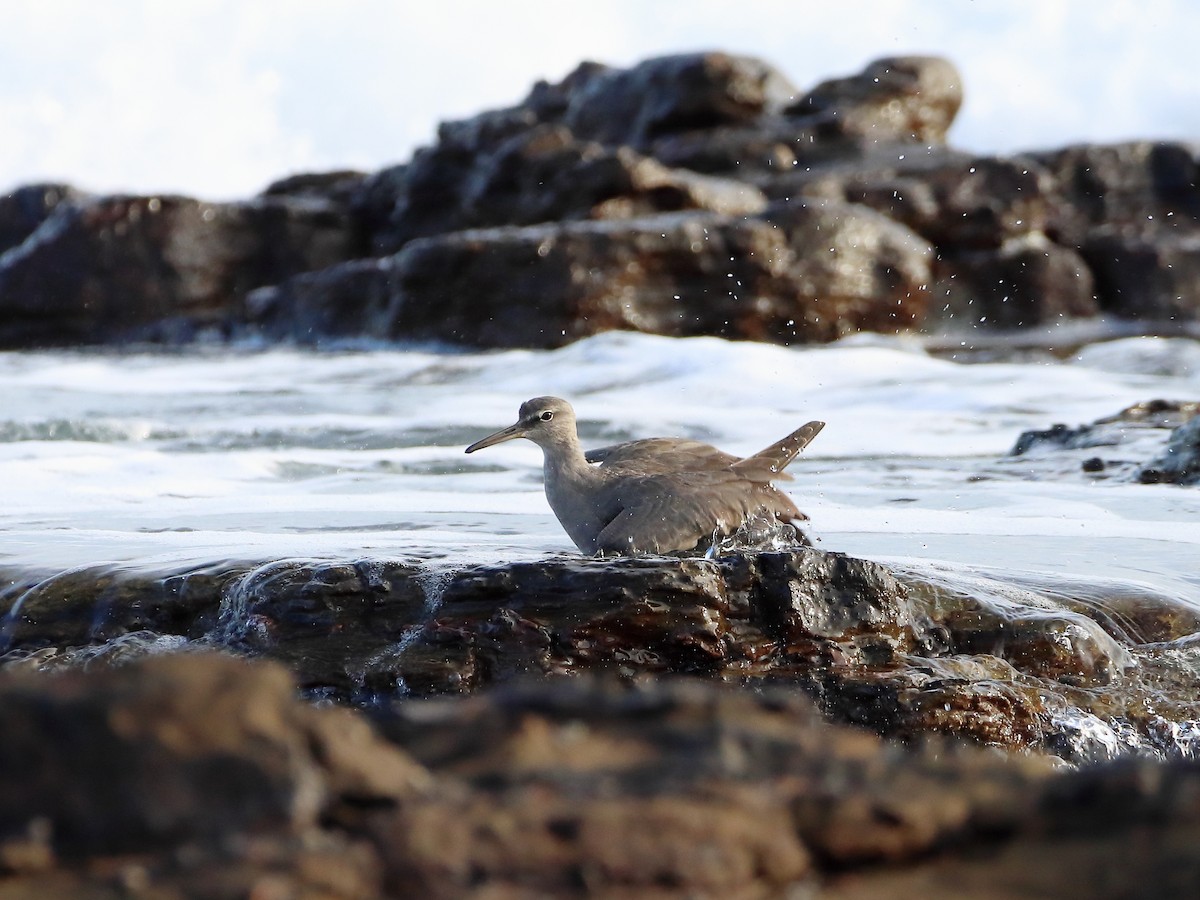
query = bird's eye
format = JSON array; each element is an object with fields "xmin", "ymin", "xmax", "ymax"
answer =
[{"xmin": 539, "ymin": 411, "xmax": 554, "ymax": 421}]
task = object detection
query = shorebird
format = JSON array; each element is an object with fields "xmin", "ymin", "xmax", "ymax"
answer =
[{"xmin": 465, "ymin": 397, "xmax": 824, "ymax": 556}]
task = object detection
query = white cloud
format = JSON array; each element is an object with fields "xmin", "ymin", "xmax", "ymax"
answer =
[{"xmin": 1, "ymin": 0, "xmax": 1198, "ymax": 199}]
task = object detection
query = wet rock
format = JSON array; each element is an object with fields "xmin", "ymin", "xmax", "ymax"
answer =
[
  {"xmin": 7, "ymin": 54, "xmax": 1200, "ymax": 349},
  {"xmin": 0, "ymin": 183, "xmax": 86, "ymax": 255},
  {"xmin": 243, "ymin": 257, "xmax": 400, "ymax": 344},
  {"xmin": 1011, "ymin": 399, "xmax": 1200, "ymax": 482},
  {"xmin": 6, "ymin": 544, "xmax": 1200, "ymax": 760},
  {"xmin": 811, "ymin": 155, "xmax": 1054, "ymax": 251},
  {"xmin": 822, "ymin": 654, "xmax": 1048, "ymax": 749},
  {"xmin": 1140, "ymin": 416, "xmax": 1200, "ymax": 484},
  {"xmin": 0, "ymin": 193, "xmax": 364, "ymax": 348}
]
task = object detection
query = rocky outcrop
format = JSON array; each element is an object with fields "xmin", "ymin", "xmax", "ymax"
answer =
[
  {"xmin": 5, "ymin": 545, "xmax": 1199, "ymax": 760},
  {"xmin": 6, "ymin": 654, "xmax": 1200, "ymax": 897},
  {"xmin": 0, "ymin": 192, "xmax": 366, "ymax": 346},
  {"xmin": 4, "ymin": 51, "xmax": 1199, "ymax": 348},
  {"xmin": 247, "ymin": 198, "xmax": 932, "ymax": 348}
]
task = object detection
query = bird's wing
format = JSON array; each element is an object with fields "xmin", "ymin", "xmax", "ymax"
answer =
[
  {"xmin": 732, "ymin": 421, "xmax": 824, "ymax": 482},
  {"xmin": 587, "ymin": 438, "xmax": 742, "ymax": 475},
  {"xmin": 594, "ymin": 471, "xmax": 766, "ymax": 555}
]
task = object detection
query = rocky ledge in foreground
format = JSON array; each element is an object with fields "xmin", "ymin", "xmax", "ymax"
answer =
[
  {"xmin": 4, "ymin": 52, "xmax": 1200, "ymax": 349},
  {"xmin": 5, "ymin": 546, "xmax": 1200, "ymax": 763},
  {"xmin": 6, "ymin": 653, "xmax": 1200, "ymax": 898}
]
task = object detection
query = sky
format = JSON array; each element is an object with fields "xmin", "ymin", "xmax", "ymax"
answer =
[{"xmin": 1, "ymin": 1, "xmax": 1196, "ymax": 200}]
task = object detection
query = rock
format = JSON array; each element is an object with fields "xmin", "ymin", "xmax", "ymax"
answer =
[
  {"xmin": 0, "ymin": 653, "xmax": 425, "ymax": 860},
  {"xmin": 812, "ymin": 155, "xmax": 1056, "ymax": 251},
  {"xmin": 786, "ymin": 56, "xmax": 964, "ymax": 146},
  {"xmin": 1032, "ymin": 141, "xmax": 1200, "ymax": 249},
  {"xmin": 373, "ymin": 123, "xmax": 766, "ymax": 252},
  {"xmin": 563, "ymin": 52, "xmax": 798, "ymax": 148},
  {"xmin": 0, "ymin": 193, "xmax": 365, "ymax": 348},
  {"xmin": 648, "ymin": 55, "xmax": 962, "ymax": 179},
  {"xmin": 365, "ymin": 200, "xmax": 933, "ymax": 349},
  {"xmin": 261, "ymin": 168, "xmax": 369, "ymax": 206},
  {"xmin": 0, "ymin": 183, "xmax": 85, "ymax": 256},
  {"xmin": 373, "ymin": 675, "xmax": 1050, "ymax": 897},
  {"xmin": 1011, "ymin": 400, "xmax": 1200, "ymax": 483},
  {"xmin": 1083, "ymin": 228, "xmax": 1200, "ymax": 320},
  {"xmin": 931, "ymin": 235, "xmax": 1098, "ymax": 329},
  {"xmin": 9, "ymin": 54, "xmax": 1200, "ymax": 349},
  {"xmin": 1140, "ymin": 416, "xmax": 1200, "ymax": 484},
  {"xmin": 10, "ymin": 657, "xmax": 1200, "ymax": 898},
  {"xmin": 7, "ymin": 543, "xmax": 1200, "ymax": 760},
  {"xmin": 1026, "ymin": 143, "xmax": 1200, "ymax": 324},
  {"xmin": 243, "ymin": 257, "xmax": 400, "ymax": 344}
]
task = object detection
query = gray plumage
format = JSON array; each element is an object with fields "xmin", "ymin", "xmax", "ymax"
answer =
[{"xmin": 465, "ymin": 396, "xmax": 824, "ymax": 556}]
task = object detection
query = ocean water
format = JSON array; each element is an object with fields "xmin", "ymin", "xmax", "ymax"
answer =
[{"xmin": 1, "ymin": 330, "xmax": 1199, "ymax": 606}]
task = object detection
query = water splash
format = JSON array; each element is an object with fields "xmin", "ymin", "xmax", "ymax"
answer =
[
  {"xmin": 209, "ymin": 560, "xmax": 293, "ymax": 647},
  {"xmin": 354, "ymin": 562, "xmax": 460, "ymax": 702}
]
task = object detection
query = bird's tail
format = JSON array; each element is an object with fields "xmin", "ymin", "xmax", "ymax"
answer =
[{"xmin": 732, "ymin": 421, "xmax": 824, "ymax": 481}]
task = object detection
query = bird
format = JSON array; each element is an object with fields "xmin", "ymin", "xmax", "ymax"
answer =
[{"xmin": 464, "ymin": 396, "xmax": 824, "ymax": 556}]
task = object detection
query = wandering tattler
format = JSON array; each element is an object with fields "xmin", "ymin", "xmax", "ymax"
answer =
[{"xmin": 465, "ymin": 397, "xmax": 824, "ymax": 555}]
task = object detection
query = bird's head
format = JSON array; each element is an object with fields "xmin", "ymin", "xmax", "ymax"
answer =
[{"xmin": 465, "ymin": 396, "xmax": 578, "ymax": 453}]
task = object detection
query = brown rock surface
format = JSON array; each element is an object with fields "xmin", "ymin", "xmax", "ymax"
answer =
[
  {"xmin": 336, "ymin": 199, "xmax": 932, "ymax": 349},
  {"xmin": 9, "ymin": 656, "xmax": 1200, "ymax": 898},
  {"xmin": 7, "ymin": 544, "xmax": 1196, "ymax": 762},
  {"xmin": 0, "ymin": 653, "xmax": 424, "ymax": 858}
]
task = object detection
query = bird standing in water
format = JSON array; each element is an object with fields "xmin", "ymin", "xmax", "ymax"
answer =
[{"xmin": 465, "ymin": 397, "xmax": 824, "ymax": 556}]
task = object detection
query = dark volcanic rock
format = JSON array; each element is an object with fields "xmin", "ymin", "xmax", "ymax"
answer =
[
  {"xmin": 1011, "ymin": 399, "xmax": 1200, "ymax": 482},
  {"xmin": 0, "ymin": 193, "xmax": 365, "ymax": 347}
]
